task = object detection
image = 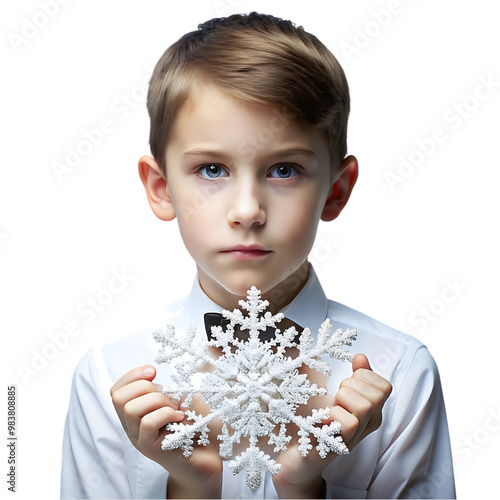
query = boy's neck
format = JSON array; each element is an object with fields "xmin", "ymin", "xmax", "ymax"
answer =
[{"xmin": 197, "ymin": 261, "xmax": 310, "ymax": 314}]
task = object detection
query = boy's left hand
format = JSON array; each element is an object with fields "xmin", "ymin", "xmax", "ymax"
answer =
[{"xmin": 272, "ymin": 354, "xmax": 392, "ymax": 498}]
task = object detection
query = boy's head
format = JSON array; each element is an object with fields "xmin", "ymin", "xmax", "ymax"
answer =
[
  {"xmin": 147, "ymin": 12, "xmax": 350, "ymax": 175},
  {"xmin": 140, "ymin": 12, "xmax": 358, "ymax": 310}
]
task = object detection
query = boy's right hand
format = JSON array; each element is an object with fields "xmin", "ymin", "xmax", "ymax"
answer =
[{"xmin": 110, "ymin": 365, "xmax": 222, "ymax": 499}]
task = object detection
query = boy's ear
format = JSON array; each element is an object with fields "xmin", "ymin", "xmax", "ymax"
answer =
[
  {"xmin": 321, "ymin": 155, "xmax": 359, "ymax": 222},
  {"xmin": 138, "ymin": 155, "xmax": 176, "ymax": 221}
]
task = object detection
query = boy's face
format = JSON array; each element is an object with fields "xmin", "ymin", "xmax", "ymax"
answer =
[{"xmin": 150, "ymin": 87, "xmax": 347, "ymax": 309}]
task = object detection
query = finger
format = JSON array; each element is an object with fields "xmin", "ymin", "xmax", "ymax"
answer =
[
  {"xmin": 124, "ymin": 391, "xmax": 184, "ymax": 438},
  {"xmin": 327, "ymin": 405, "xmax": 359, "ymax": 446},
  {"xmin": 111, "ymin": 379, "xmax": 157, "ymax": 423},
  {"xmin": 112, "ymin": 379, "xmax": 180, "ymax": 429},
  {"xmin": 138, "ymin": 406, "xmax": 185, "ymax": 448},
  {"xmin": 110, "ymin": 365, "xmax": 156, "ymax": 396},
  {"xmin": 351, "ymin": 370, "xmax": 393, "ymax": 399},
  {"xmin": 352, "ymin": 353, "xmax": 371, "ymax": 372},
  {"xmin": 340, "ymin": 377, "xmax": 387, "ymax": 408},
  {"xmin": 336, "ymin": 378, "xmax": 391, "ymax": 447},
  {"xmin": 332, "ymin": 386, "xmax": 372, "ymax": 437}
]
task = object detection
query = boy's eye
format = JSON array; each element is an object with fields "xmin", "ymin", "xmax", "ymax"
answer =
[
  {"xmin": 198, "ymin": 164, "xmax": 228, "ymax": 179},
  {"xmin": 268, "ymin": 164, "xmax": 299, "ymax": 179}
]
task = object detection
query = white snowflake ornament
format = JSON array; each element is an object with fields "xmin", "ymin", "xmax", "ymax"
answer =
[{"xmin": 153, "ymin": 286, "xmax": 357, "ymax": 490}]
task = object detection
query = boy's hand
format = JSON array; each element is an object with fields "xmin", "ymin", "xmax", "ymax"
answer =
[
  {"xmin": 110, "ymin": 365, "xmax": 223, "ymax": 499},
  {"xmin": 272, "ymin": 354, "xmax": 392, "ymax": 499}
]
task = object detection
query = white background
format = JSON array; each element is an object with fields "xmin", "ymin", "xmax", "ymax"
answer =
[{"xmin": 1, "ymin": 0, "xmax": 499, "ymax": 498}]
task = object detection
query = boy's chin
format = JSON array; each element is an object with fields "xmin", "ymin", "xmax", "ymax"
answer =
[
  {"xmin": 220, "ymin": 279, "xmax": 276, "ymax": 301},
  {"xmin": 198, "ymin": 257, "xmax": 310, "ymax": 307},
  {"xmin": 200, "ymin": 267, "xmax": 308, "ymax": 312},
  {"xmin": 199, "ymin": 271, "xmax": 277, "ymax": 307}
]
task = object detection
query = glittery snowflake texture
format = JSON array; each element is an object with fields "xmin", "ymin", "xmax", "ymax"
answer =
[{"xmin": 153, "ymin": 287, "xmax": 357, "ymax": 490}]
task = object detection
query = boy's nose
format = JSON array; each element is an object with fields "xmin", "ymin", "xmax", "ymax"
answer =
[{"xmin": 227, "ymin": 184, "xmax": 266, "ymax": 228}]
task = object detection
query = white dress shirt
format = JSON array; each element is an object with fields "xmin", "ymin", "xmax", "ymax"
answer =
[{"xmin": 61, "ymin": 266, "xmax": 456, "ymax": 499}]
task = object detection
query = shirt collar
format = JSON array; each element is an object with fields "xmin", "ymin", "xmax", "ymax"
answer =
[
  {"xmin": 180, "ymin": 263, "xmax": 329, "ymax": 340},
  {"xmin": 278, "ymin": 264, "xmax": 330, "ymax": 336}
]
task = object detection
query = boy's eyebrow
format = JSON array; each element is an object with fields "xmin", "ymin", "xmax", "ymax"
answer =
[
  {"xmin": 183, "ymin": 149, "xmax": 229, "ymax": 158},
  {"xmin": 183, "ymin": 147, "xmax": 317, "ymax": 159},
  {"xmin": 269, "ymin": 147, "xmax": 317, "ymax": 158}
]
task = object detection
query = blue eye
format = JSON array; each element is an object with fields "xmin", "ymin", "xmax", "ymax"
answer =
[
  {"xmin": 198, "ymin": 164, "xmax": 228, "ymax": 179},
  {"xmin": 269, "ymin": 164, "xmax": 299, "ymax": 179}
]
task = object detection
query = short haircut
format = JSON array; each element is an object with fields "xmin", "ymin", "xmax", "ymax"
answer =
[{"xmin": 147, "ymin": 12, "xmax": 350, "ymax": 174}]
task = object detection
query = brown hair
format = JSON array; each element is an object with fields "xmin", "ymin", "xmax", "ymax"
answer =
[{"xmin": 147, "ymin": 12, "xmax": 350, "ymax": 174}]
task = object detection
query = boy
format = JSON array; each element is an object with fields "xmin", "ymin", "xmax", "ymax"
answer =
[{"xmin": 61, "ymin": 12, "xmax": 455, "ymax": 499}]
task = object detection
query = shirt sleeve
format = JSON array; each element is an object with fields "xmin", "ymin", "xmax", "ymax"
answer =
[
  {"xmin": 61, "ymin": 341, "xmax": 173, "ymax": 499},
  {"xmin": 368, "ymin": 346, "xmax": 456, "ymax": 499},
  {"xmin": 60, "ymin": 348, "xmax": 135, "ymax": 499}
]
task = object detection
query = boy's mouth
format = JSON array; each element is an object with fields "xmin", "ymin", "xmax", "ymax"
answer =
[{"xmin": 221, "ymin": 245, "xmax": 272, "ymax": 260}]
